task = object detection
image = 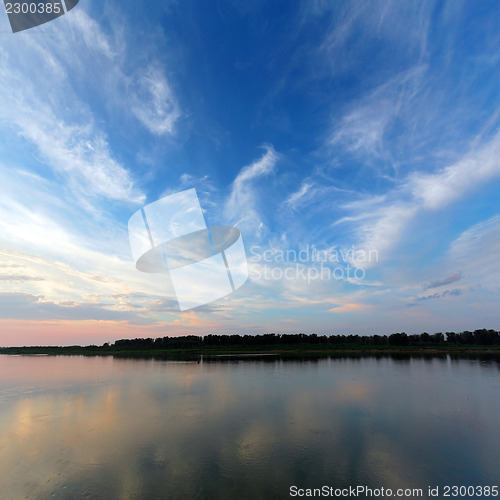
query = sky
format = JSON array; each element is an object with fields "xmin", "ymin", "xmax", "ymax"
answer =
[{"xmin": 0, "ymin": 0, "xmax": 499, "ymax": 346}]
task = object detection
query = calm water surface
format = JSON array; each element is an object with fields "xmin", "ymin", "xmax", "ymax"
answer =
[{"xmin": 0, "ymin": 354, "xmax": 499, "ymax": 499}]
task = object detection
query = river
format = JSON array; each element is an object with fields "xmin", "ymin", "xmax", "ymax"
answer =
[{"xmin": 0, "ymin": 354, "xmax": 498, "ymax": 499}]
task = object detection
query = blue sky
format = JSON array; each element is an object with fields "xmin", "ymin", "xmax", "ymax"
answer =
[{"xmin": 0, "ymin": 0, "xmax": 499, "ymax": 345}]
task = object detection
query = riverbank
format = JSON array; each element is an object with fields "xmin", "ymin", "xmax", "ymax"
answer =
[{"xmin": 1, "ymin": 344, "xmax": 500, "ymax": 358}]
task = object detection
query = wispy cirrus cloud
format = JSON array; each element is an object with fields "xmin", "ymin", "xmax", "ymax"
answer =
[
  {"xmin": 11, "ymin": 105, "xmax": 144, "ymax": 204},
  {"xmin": 315, "ymin": 0, "xmax": 500, "ymax": 276},
  {"xmin": 225, "ymin": 146, "xmax": 279, "ymax": 235},
  {"xmin": 317, "ymin": 0, "xmax": 431, "ymax": 65},
  {"xmin": 445, "ymin": 215, "xmax": 500, "ymax": 292},
  {"xmin": 0, "ymin": 24, "xmax": 144, "ymax": 205},
  {"xmin": 0, "ymin": 7, "xmax": 182, "ymax": 207},
  {"xmin": 334, "ymin": 130, "xmax": 500, "ymax": 266},
  {"xmin": 129, "ymin": 65, "xmax": 181, "ymax": 136},
  {"xmin": 37, "ymin": 8, "xmax": 182, "ymax": 138},
  {"xmin": 409, "ymin": 135, "xmax": 500, "ymax": 209},
  {"xmin": 159, "ymin": 173, "xmax": 218, "ymax": 212},
  {"xmin": 330, "ymin": 66, "xmax": 426, "ymax": 165},
  {"xmin": 285, "ymin": 182, "xmax": 314, "ymax": 209}
]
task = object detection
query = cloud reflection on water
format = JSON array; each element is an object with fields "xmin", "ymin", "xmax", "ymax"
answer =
[{"xmin": 0, "ymin": 355, "xmax": 498, "ymax": 499}]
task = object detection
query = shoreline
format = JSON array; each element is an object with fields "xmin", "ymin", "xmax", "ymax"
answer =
[{"xmin": 1, "ymin": 345, "xmax": 500, "ymax": 358}]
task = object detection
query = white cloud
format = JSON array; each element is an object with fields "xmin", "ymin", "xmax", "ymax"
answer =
[
  {"xmin": 0, "ymin": 7, "xmax": 183, "ymax": 205},
  {"xmin": 336, "ymin": 131, "xmax": 500, "ymax": 267},
  {"xmin": 330, "ymin": 66, "xmax": 425, "ymax": 163},
  {"xmin": 43, "ymin": 9, "xmax": 181, "ymax": 137},
  {"xmin": 129, "ymin": 65, "xmax": 181, "ymax": 136},
  {"xmin": 232, "ymin": 146, "xmax": 278, "ymax": 184},
  {"xmin": 409, "ymin": 134, "xmax": 500, "ymax": 209},
  {"xmin": 68, "ymin": 9, "xmax": 116, "ymax": 59},
  {"xmin": 447, "ymin": 215, "xmax": 500, "ymax": 290},
  {"xmin": 0, "ymin": 14, "xmax": 146, "ymax": 205},
  {"xmin": 353, "ymin": 203, "xmax": 417, "ymax": 261},
  {"xmin": 13, "ymin": 107, "xmax": 144, "ymax": 203},
  {"xmin": 160, "ymin": 173, "xmax": 217, "ymax": 201},
  {"xmin": 314, "ymin": 0, "xmax": 432, "ymax": 85},
  {"xmin": 285, "ymin": 182, "xmax": 314, "ymax": 209},
  {"xmin": 225, "ymin": 146, "xmax": 279, "ymax": 234}
]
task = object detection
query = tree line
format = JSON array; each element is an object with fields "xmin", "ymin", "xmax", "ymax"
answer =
[
  {"xmin": 2, "ymin": 329, "xmax": 499, "ymax": 354},
  {"xmin": 108, "ymin": 329, "xmax": 500, "ymax": 350}
]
